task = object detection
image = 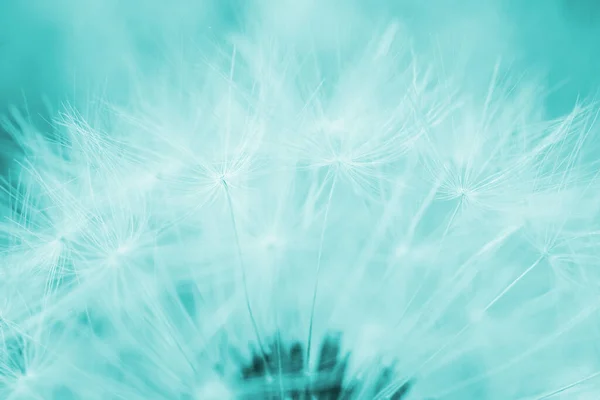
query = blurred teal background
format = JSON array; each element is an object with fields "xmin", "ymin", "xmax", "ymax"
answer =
[
  {"xmin": 1, "ymin": 0, "xmax": 599, "ymax": 109},
  {"xmin": 0, "ymin": 0, "xmax": 599, "ymax": 142}
]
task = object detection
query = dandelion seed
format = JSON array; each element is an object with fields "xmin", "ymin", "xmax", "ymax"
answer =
[{"xmin": 2, "ymin": 2, "xmax": 600, "ymax": 400}]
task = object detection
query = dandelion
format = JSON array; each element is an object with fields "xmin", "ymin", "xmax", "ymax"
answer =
[{"xmin": 2, "ymin": 2, "xmax": 600, "ymax": 400}]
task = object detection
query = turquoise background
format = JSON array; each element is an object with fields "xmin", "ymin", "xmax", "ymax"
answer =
[{"xmin": 1, "ymin": 0, "xmax": 599, "ymax": 116}]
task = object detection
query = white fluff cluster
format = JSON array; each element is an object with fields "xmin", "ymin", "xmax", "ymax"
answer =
[{"xmin": 1, "ymin": 4, "xmax": 600, "ymax": 399}]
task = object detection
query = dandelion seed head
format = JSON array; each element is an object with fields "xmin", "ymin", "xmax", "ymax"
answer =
[{"xmin": 2, "ymin": 1, "xmax": 600, "ymax": 399}]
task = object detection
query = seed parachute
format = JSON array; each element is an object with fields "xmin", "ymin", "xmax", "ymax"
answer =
[{"xmin": 1, "ymin": 1, "xmax": 600, "ymax": 399}]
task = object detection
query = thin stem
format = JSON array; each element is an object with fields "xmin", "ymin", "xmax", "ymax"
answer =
[
  {"xmin": 306, "ymin": 173, "xmax": 338, "ymax": 369},
  {"xmin": 222, "ymin": 180, "xmax": 271, "ymax": 374},
  {"xmin": 534, "ymin": 369, "xmax": 600, "ymax": 399}
]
